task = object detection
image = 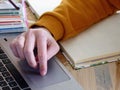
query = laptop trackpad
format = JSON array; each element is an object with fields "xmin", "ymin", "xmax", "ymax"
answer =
[{"xmin": 19, "ymin": 57, "xmax": 70, "ymax": 89}]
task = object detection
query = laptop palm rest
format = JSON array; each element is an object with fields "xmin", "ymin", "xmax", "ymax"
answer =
[
  {"xmin": 0, "ymin": 37, "xmax": 82, "ymax": 90},
  {"xmin": 18, "ymin": 57, "xmax": 70, "ymax": 88}
]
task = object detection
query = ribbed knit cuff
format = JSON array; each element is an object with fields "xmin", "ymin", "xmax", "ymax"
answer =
[{"xmin": 30, "ymin": 15, "xmax": 64, "ymax": 41}]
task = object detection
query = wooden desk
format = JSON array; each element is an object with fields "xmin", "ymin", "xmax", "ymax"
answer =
[
  {"xmin": 57, "ymin": 52, "xmax": 120, "ymax": 90},
  {"xmin": 26, "ymin": 5, "xmax": 120, "ymax": 90}
]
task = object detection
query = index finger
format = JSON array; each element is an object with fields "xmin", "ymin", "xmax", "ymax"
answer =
[{"xmin": 37, "ymin": 35, "xmax": 47, "ymax": 76}]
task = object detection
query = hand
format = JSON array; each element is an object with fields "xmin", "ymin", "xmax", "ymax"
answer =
[{"xmin": 10, "ymin": 27, "xmax": 60, "ymax": 76}]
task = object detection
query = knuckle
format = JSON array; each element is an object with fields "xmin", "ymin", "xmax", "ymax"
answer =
[
  {"xmin": 16, "ymin": 42, "xmax": 23, "ymax": 48},
  {"xmin": 57, "ymin": 44, "xmax": 60, "ymax": 50},
  {"xmin": 26, "ymin": 30, "xmax": 33, "ymax": 37},
  {"xmin": 27, "ymin": 30, "xmax": 32, "ymax": 35},
  {"xmin": 39, "ymin": 30, "xmax": 46, "ymax": 37},
  {"xmin": 10, "ymin": 39, "xmax": 17, "ymax": 47},
  {"xmin": 55, "ymin": 43, "xmax": 60, "ymax": 51},
  {"xmin": 28, "ymin": 30, "xmax": 33, "ymax": 35}
]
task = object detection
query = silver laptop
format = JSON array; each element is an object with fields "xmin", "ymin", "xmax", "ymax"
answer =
[{"xmin": 0, "ymin": 36, "xmax": 82, "ymax": 90}]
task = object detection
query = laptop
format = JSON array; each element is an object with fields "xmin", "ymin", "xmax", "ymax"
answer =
[{"xmin": 0, "ymin": 36, "xmax": 82, "ymax": 90}]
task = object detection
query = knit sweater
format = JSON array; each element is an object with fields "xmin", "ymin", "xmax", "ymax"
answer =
[{"xmin": 31, "ymin": 0, "xmax": 120, "ymax": 41}]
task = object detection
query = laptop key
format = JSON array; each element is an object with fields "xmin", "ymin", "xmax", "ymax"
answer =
[
  {"xmin": 0, "ymin": 54, "xmax": 8, "ymax": 59},
  {"xmin": 0, "ymin": 81, "xmax": 7, "ymax": 87},
  {"xmin": 2, "ymin": 58, "xmax": 11, "ymax": 64},
  {"xmin": 0, "ymin": 48, "xmax": 4, "ymax": 54},
  {"xmin": 0, "ymin": 75, "xmax": 4, "ymax": 81},
  {"xmin": 5, "ymin": 76, "xmax": 14, "ymax": 82},
  {"xmin": 23, "ymin": 88, "xmax": 32, "ymax": 90},
  {"xmin": 9, "ymin": 81, "xmax": 17, "ymax": 87},
  {"xmin": 0, "ymin": 67, "xmax": 7, "ymax": 72},
  {"xmin": 2, "ymin": 71, "xmax": 10, "ymax": 77},
  {"xmin": 12, "ymin": 87, "xmax": 20, "ymax": 90},
  {"xmin": 6, "ymin": 63, "xmax": 29, "ymax": 89},
  {"xmin": 0, "ymin": 62, "xmax": 3, "ymax": 67},
  {"xmin": 2, "ymin": 86, "xmax": 10, "ymax": 90}
]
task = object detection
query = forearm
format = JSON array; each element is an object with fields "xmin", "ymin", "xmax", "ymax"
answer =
[{"xmin": 31, "ymin": 0, "xmax": 120, "ymax": 41}]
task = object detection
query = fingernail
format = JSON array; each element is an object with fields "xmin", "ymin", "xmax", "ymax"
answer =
[
  {"xmin": 41, "ymin": 71, "xmax": 46, "ymax": 76},
  {"xmin": 40, "ymin": 65, "xmax": 47, "ymax": 76}
]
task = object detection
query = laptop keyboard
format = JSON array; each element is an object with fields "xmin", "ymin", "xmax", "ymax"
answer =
[{"xmin": 0, "ymin": 47, "xmax": 31, "ymax": 90}]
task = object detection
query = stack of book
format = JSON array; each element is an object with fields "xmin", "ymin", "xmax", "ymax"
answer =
[{"xmin": 0, "ymin": 0, "xmax": 27, "ymax": 33}]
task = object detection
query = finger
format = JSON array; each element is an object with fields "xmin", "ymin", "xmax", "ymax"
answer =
[
  {"xmin": 37, "ymin": 35, "xmax": 47, "ymax": 76},
  {"xmin": 10, "ymin": 40, "xmax": 19, "ymax": 58},
  {"xmin": 47, "ymin": 39, "xmax": 60, "ymax": 60},
  {"xmin": 24, "ymin": 31, "xmax": 37, "ymax": 68},
  {"xmin": 15, "ymin": 35, "xmax": 25, "ymax": 60}
]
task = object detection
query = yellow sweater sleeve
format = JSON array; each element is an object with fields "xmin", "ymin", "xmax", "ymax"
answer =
[{"xmin": 32, "ymin": 0, "xmax": 120, "ymax": 41}]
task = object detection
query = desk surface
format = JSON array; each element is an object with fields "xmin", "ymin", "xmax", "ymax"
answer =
[{"xmin": 26, "ymin": 5, "xmax": 120, "ymax": 90}]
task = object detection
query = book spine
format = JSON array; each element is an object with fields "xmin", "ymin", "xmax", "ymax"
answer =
[{"xmin": 0, "ymin": 12, "xmax": 19, "ymax": 15}]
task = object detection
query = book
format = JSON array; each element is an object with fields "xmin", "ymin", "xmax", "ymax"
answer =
[
  {"xmin": 59, "ymin": 13, "xmax": 120, "ymax": 69},
  {"xmin": 0, "ymin": 0, "xmax": 27, "ymax": 33},
  {"xmin": 0, "ymin": 10, "xmax": 20, "ymax": 15}
]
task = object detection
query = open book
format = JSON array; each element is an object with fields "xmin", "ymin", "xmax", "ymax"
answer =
[{"xmin": 59, "ymin": 13, "xmax": 120, "ymax": 69}]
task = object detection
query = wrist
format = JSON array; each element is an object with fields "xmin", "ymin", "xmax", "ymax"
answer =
[{"xmin": 30, "ymin": 26, "xmax": 53, "ymax": 37}]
